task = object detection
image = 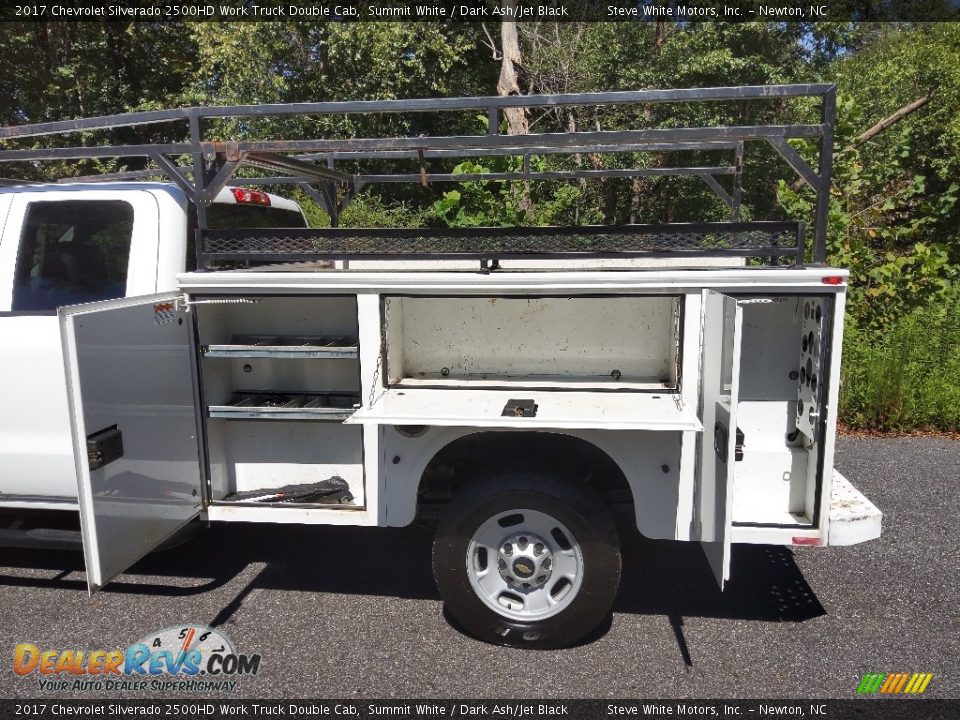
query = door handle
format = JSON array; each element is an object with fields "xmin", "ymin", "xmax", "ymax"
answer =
[{"xmin": 87, "ymin": 425, "xmax": 124, "ymax": 471}]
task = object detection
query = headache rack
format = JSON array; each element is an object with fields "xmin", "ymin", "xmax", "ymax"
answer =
[{"xmin": 0, "ymin": 84, "xmax": 834, "ymax": 270}]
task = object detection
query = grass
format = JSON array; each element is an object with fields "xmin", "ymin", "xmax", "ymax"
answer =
[{"xmin": 840, "ymin": 289, "xmax": 960, "ymax": 432}]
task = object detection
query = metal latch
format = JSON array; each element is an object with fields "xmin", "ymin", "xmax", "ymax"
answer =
[
  {"xmin": 87, "ymin": 425, "xmax": 123, "ymax": 471},
  {"xmin": 502, "ymin": 399, "xmax": 538, "ymax": 418},
  {"xmin": 713, "ymin": 424, "xmax": 745, "ymax": 463}
]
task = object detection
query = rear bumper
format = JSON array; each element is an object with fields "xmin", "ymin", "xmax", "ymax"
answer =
[{"xmin": 827, "ymin": 471, "xmax": 882, "ymax": 546}]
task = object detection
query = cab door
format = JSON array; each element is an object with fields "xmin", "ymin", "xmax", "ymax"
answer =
[
  {"xmin": 696, "ymin": 290, "xmax": 743, "ymax": 589},
  {"xmin": 0, "ymin": 191, "xmax": 161, "ymax": 504},
  {"xmin": 60, "ymin": 292, "xmax": 203, "ymax": 591}
]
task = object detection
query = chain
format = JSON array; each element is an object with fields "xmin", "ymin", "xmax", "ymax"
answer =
[
  {"xmin": 366, "ymin": 297, "xmax": 390, "ymax": 409},
  {"xmin": 673, "ymin": 296, "xmax": 683, "ymax": 390}
]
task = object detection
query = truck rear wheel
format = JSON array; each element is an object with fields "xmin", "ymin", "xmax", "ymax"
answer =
[{"xmin": 432, "ymin": 472, "xmax": 621, "ymax": 649}]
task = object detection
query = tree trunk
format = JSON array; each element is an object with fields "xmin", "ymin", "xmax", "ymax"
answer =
[
  {"xmin": 654, "ymin": 21, "xmax": 667, "ymax": 55},
  {"xmin": 852, "ymin": 93, "xmax": 932, "ymax": 147},
  {"xmin": 789, "ymin": 93, "xmax": 934, "ymax": 192},
  {"xmin": 498, "ymin": 0, "xmax": 528, "ymax": 136},
  {"xmin": 629, "ymin": 177, "xmax": 643, "ymax": 225},
  {"xmin": 498, "ymin": 3, "xmax": 532, "ymax": 217}
]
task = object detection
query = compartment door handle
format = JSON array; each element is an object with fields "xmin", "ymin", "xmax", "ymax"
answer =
[{"xmin": 87, "ymin": 425, "xmax": 124, "ymax": 471}]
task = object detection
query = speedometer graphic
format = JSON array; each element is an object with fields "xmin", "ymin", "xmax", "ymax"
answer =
[{"xmin": 129, "ymin": 624, "xmax": 235, "ymax": 675}]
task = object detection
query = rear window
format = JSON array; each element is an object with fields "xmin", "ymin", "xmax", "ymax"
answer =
[
  {"xmin": 185, "ymin": 202, "xmax": 308, "ymax": 270},
  {"xmin": 12, "ymin": 200, "xmax": 133, "ymax": 311},
  {"xmin": 207, "ymin": 204, "xmax": 307, "ymax": 229}
]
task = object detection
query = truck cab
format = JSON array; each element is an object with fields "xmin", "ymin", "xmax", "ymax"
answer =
[{"xmin": 0, "ymin": 184, "xmax": 306, "ymax": 508}]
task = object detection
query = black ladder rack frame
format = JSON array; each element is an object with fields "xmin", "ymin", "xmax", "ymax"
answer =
[{"xmin": 0, "ymin": 83, "xmax": 835, "ymax": 269}]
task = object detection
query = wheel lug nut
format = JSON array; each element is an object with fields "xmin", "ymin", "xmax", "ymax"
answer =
[
  {"xmin": 502, "ymin": 544, "xmax": 512, "ymax": 555},
  {"xmin": 534, "ymin": 543, "xmax": 544, "ymax": 556},
  {"xmin": 518, "ymin": 536, "xmax": 528, "ymax": 549},
  {"xmin": 543, "ymin": 558, "xmax": 551, "ymax": 568},
  {"xmin": 498, "ymin": 559, "xmax": 506, "ymax": 569},
  {"xmin": 537, "ymin": 575, "xmax": 547, "ymax": 583}
]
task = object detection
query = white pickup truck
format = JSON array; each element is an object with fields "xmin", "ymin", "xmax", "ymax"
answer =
[{"xmin": 0, "ymin": 85, "xmax": 883, "ymax": 649}]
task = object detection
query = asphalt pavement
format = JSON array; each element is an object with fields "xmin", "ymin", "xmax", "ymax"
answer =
[{"xmin": 1, "ymin": 436, "xmax": 958, "ymax": 699}]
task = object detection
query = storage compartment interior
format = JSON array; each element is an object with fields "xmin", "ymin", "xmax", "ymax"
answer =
[
  {"xmin": 384, "ymin": 295, "xmax": 681, "ymax": 390},
  {"xmin": 732, "ymin": 295, "xmax": 832, "ymax": 526},
  {"xmin": 197, "ymin": 296, "xmax": 365, "ymax": 507},
  {"xmin": 206, "ymin": 420, "xmax": 364, "ymax": 505}
]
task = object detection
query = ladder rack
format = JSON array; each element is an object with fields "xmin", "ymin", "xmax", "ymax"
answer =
[{"xmin": 0, "ymin": 83, "xmax": 835, "ymax": 270}]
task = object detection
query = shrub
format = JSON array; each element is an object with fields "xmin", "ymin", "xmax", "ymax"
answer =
[{"xmin": 841, "ymin": 287, "xmax": 960, "ymax": 431}]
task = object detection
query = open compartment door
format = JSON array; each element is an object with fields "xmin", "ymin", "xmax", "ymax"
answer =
[
  {"xmin": 60, "ymin": 293, "xmax": 203, "ymax": 592},
  {"xmin": 697, "ymin": 291, "xmax": 743, "ymax": 589}
]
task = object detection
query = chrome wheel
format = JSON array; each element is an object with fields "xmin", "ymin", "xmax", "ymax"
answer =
[{"xmin": 466, "ymin": 508, "xmax": 583, "ymax": 622}]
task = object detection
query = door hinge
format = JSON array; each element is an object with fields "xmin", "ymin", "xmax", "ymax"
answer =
[{"xmin": 690, "ymin": 519, "xmax": 702, "ymax": 539}]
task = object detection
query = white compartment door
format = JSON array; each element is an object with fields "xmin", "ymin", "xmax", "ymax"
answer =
[
  {"xmin": 697, "ymin": 290, "xmax": 743, "ymax": 589},
  {"xmin": 60, "ymin": 293, "xmax": 203, "ymax": 592}
]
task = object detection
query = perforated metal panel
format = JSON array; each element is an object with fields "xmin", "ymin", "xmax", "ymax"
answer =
[
  {"xmin": 199, "ymin": 222, "xmax": 803, "ymax": 266},
  {"xmin": 796, "ymin": 298, "xmax": 827, "ymax": 442}
]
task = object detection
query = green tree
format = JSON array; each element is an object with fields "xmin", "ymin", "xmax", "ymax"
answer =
[
  {"xmin": 780, "ymin": 24, "xmax": 960, "ymax": 329},
  {"xmin": 0, "ymin": 23, "xmax": 197, "ymax": 179}
]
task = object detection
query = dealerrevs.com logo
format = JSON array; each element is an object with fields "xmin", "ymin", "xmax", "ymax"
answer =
[{"xmin": 14, "ymin": 625, "xmax": 261, "ymax": 693}]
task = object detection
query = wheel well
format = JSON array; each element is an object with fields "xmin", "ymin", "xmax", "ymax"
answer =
[{"xmin": 416, "ymin": 432, "xmax": 634, "ymax": 523}]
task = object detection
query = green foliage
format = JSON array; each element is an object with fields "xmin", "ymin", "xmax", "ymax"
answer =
[
  {"xmin": 779, "ymin": 130, "xmax": 958, "ymax": 329},
  {"xmin": 0, "ymin": 23, "xmax": 196, "ymax": 125},
  {"xmin": 427, "ymin": 158, "xmax": 598, "ymax": 227},
  {"xmin": 779, "ymin": 25, "xmax": 960, "ymax": 331},
  {"xmin": 509, "ymin": 22, "xmax": 852, "ymax": 225},
  {"xmin": 840, "ymin": 287, "xmax": 960, "ymax": 431},
  {"xmin": 0, "ymin": 23, "xmax": 197, "ymax": 179},
  {"xmin": 183, "ymin": 24, "xmax": 491, "ymax": 143},
  {"xmin": 297, "ymin": 191, "xmax": 426, "ymax": 229}
]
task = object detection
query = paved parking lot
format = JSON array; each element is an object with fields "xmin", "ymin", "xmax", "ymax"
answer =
[{"xmin": 1, "ymin": 436, "xmax": 958, "ymax": 699}]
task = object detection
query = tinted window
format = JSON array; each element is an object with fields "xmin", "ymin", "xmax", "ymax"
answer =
[
  {"xmin": 207, "ymin": 204, "xmax": 306, "ymax": 229},
  {"xmin": 12, "ymin": 201, "xmax": 133, "ymax": 311},
  {"xmin": 185, "ymin": 203, "xmax": 308, "ymax": 271}
]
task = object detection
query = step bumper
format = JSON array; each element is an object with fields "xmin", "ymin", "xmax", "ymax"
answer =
[{"xmin": 828, "ymin": 470, "xmax": 883, "ymax": 546}]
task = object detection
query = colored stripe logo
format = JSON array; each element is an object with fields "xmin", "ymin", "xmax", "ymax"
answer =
[{"xmin": 857, "ymin": 672, "xmax": 933, "ymax": 694}]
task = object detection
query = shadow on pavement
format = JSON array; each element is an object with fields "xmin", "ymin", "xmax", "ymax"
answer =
[{"xmin": 0, "ymin": 516, "xmax": 825, "ymax": 657}]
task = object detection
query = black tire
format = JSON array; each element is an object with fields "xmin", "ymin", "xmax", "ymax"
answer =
[
  {"xmin": 155, "ymin": 519, "xmax": 204, "ymax": 552},
  {"xmin": 433, "ymin": 471, "xmax": 621, "ymax": 649}
]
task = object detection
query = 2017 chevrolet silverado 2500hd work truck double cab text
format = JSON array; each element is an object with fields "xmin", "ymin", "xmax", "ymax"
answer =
[{"xmin": 0, "ymin": 85, "xmax": 882, "ymax": 648}]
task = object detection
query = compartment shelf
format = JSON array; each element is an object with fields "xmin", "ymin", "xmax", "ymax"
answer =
[
  {"xmin": 348, "ymin": 388, "xmax": 702, "ymax": 431},
  {"xmin": 209, "ymin": 391, "xmax": 360, "ymax": 421},
  {"xmin": 393, "ymin": 376, "xmax": 671, "ymax": 392},
  {"xmin": 203, "ymin": 334, "xmax": 359, "ymax": 359}
]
